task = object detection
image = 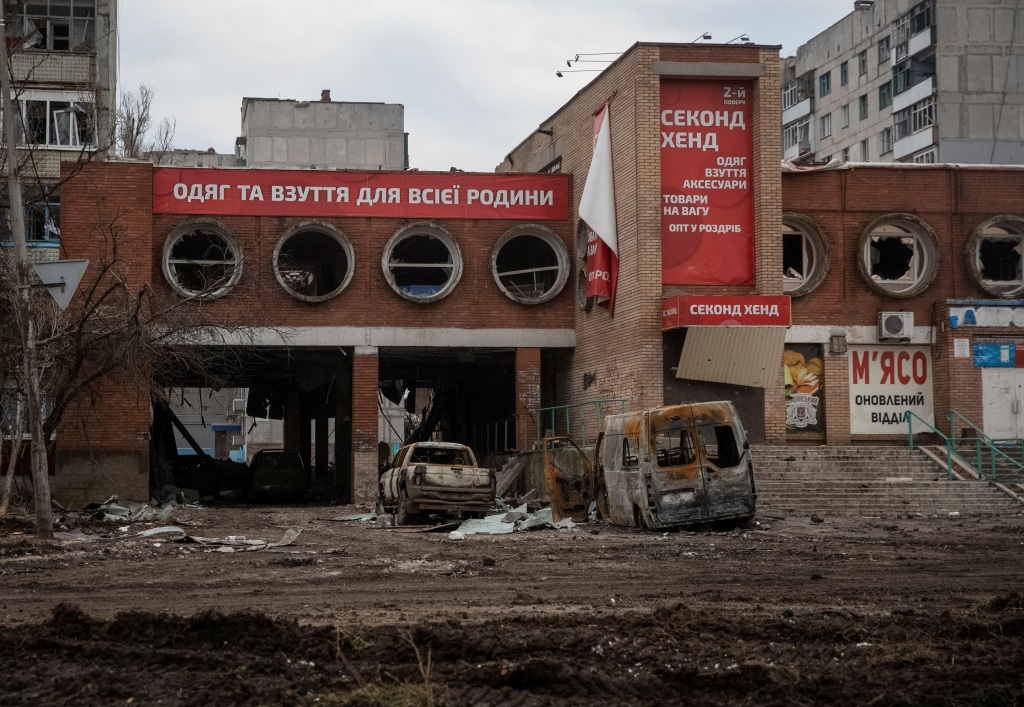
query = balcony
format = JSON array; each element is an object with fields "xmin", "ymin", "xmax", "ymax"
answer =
[
  {"xmin": 782, "ymin": 97, "xmax": 813, "ymax": 126},
  {"xmin": 908, "ymin": 26, "xmax": 936, "ymax": 59},
  {"xmin": 894, "ymin": 126, "xmax": 935, "ymax": 160},
  {"xmin": 892, "ymin": 75, "xmax": 935, "ymax": 113},
  {"xmin": 11, "ymin": 52, "xmax": 93, "ymax": 85}
]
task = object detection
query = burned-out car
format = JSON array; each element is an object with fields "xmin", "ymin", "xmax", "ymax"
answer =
[
  {"xmin": 378, "ymin": 442, "xmax": 495, "ymax": 524},
  {"xmin": 544, "ymin": 401, "xmax": 756, "ymax": 529}
]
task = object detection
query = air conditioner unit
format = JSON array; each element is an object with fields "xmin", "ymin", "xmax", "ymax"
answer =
[
  {"xmin": 878, "ymin": 311, "xmax": 914, "ymax": 340},
  {"xmin": 231, "ymin": 398, "xmax": 246, "ymax": 413}
]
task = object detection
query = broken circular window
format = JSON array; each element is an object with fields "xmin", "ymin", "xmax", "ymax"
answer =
[
  {"xmin": 856, "ymin": 215, "xmax": 938, "ymax": 298},
  {"xmin": 162, "ymin": 221, "xmax": 242, "ymax": 299},
  {"xmin": 273, "ymin": 223, "xmax": 354, "ymax": 302},
  {"xmin": 782, "ymin": 214, "xmax": 829, "ymax": 297},
  {"xmin": 382, "ymin": 223, "xmax": 462, "ymax": 303},
  {"xmin": 967, "ymin": 216, "xmax": 1024, "ymax": 298},
  {"xmin": 491, "ymin": 225, "xmax": 569, "ymax": 305}
]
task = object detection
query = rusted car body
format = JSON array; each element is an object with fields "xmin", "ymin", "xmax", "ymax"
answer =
[
  {"xmin": 378, "ymin": 442, "xmax": 495, "ymax": 524},
  {"xmin": 541, "ymin": 402, "xmax": 757, "ymax": 528},
  {"xmin": 596, "ymin": 402, "xmax": 756, "ymax": 529}
]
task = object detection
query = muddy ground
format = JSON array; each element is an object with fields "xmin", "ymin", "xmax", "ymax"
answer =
[{"xmin": 1, "ymin": 503, "xmax": 1023, "ymax": 706}]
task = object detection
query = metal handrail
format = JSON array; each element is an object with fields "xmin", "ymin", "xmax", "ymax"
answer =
[
  {"xmin": 515, "ymin": 398, "xmax": 628, "ymax": 450},
  {"xmin": 905, "ymin": 410, "xmax": 955, "ymax": 480},
  {"xmin": 907, "ymin": 409, "xmax": 1024, "ymax": 482}
]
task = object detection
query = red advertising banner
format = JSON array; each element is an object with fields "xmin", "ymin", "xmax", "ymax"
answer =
[
  {"xmin": 580, "ymin": 104, "xmax": 619, "ymax": 313},
  {"xmin": 153, "ymin": 168, "xmax": 570, "ymax": 220},
  {"xmin": 660, "ymin": 78, "xmax": 754, "ymax": 284},
  {"xmin": 661, "ymin": 295, "xmax": 791, "ymax": 329}
]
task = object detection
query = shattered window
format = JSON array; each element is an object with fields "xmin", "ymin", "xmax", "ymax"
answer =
[
  {"xmin": 971, "ymin": 219, "xmax": 1024, "ymax": 297},
  {"xmin": 622, "ymin": 437, "xmax": 640, "ymax": 468},
  {"xmin": 697, "ymin": 425, "xmax": 740, "ymax": 469},
  {"xmin": 274, "ymin": 226, "xmax": 353, "ymax": 302},
  {"xmin": 20, "ymin": 1, "xmax": 96, "ymax": 52},
  {"xmin": 860, "ymin": 218, "xmax": 937, "ymax": 297},
  {"xmin": 163, "ymin": 224, "xmax": 242, "ymax": 299},
  {"xmin": 383, "ymin": 225, "xmax": 462, "ymax": 303},
  {"xmin": 15, "ymin": 98, "xmax": 95, "ymax": 147},
  {"xmin": 782, "ymin": 216, "xmax": 827, "ymax": 297},
  {"xmin": 654, "ymin": 426, "xmax": 696, "ymax": 467},
  {"xmin": 492, "ymin": 226, "xmax": 569, "ymax": 305}
]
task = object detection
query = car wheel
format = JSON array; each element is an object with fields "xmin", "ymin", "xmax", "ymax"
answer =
[{"xmin": 396, "ymin": 487, "xmax": 418, "ymax": 525}]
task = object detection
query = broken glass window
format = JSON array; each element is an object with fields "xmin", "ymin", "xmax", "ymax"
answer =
[
  {"xmin": 165, "ymin": 227, "xmax": 240, "ymax": 298},
  {"xmin": 493, "ymin": 232, "xmax": 566, "ymax": 304},
  {"xmin": 385, "ymin": 230, "xmax": 460, "ymax": 301},
  {"xmin": 275, "ymin": 228, "xmax": 352, "ymax": 300}
]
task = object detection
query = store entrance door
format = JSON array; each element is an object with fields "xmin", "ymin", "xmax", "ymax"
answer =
[{"xmin": 982, "ymin": 368, "xmax": 1024, "ymax": 440}]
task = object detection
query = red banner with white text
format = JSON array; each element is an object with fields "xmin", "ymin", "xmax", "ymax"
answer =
[
  {"xmin": 152, "ymin": 168, "xmax": 570, "ymax": 220},
  {"xmin": 660, "ymin": 79, "xmax": 754, "ymax": 284}
]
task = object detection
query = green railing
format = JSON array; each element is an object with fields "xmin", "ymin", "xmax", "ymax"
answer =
[
  {"xmin": 907, "ymin": 409, "xmax": 1024, "ymax": 483},
  {"xmin": 517, "ymin": 399, "xmax": 628, "ymax": 450},
  {"xmin": 905, "ymin": 410, "xmax": 957, "ymax": 480}
]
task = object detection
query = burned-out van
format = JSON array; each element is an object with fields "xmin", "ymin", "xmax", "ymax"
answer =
[{"xmin": 595, "ymin": 401, "xmax": 756, "ymax": 529}]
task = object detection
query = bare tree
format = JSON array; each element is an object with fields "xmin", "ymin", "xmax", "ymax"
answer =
[{"xmin": 117, "ymin": 83, "xmax": 176, "ymax": 162}]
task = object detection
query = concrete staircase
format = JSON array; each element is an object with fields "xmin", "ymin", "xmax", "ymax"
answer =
[{"xmin": 750, "ymin": 445, "xmax": 1024, "ymax": 519}]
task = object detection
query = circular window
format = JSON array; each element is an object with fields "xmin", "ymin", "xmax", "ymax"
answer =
[
  {"xmin": 273, "ymin": 222, "xmax": 354, "ymax": 302},
  {"xmin": 856, "ymin": 214, "xmax": 938, "ymax": 298},
  {"xmin": 162, "ymin": 220, "xmax": 241, "ymax": 299},
  {"xmin": 381, "ymin": 223, "xmax": 462, "ymax": 303},
  {"xmin": 491, "ymin": 225, "xmax": 569, "ymax": 305},
  {"xmin": 782, "ymin": 213, "xmax": 830, "ymax": 297},
  {"xmin": 967, "ymin": 216, "xmax": 1024, "ymax": 298}
]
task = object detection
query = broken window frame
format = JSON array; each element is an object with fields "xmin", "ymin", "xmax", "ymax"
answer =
[
  {"xmin": 161, "ymin": 221, "xmax": 243, "ymax": 300},
  {"xmin": 12, "ymin": 92, "xmax": 96, "ymax": 148},
  {"xmin": 782, "ymin": 214, "xmax": 829, "ymax": 297},
  {"xmin": 491, "ymin": 224, "xmax": 569, "ymax": 305},
  {"xmin": 968, "ymin": 216, "xmax": 1024, "ymax": 298},
  {"xmin": 272, "ymin": 222, "xmax": 354, "ymax": 303},
  {"xmin": 19, "ymin": 0, "xmax": 97, "ymax": 52},
  {"xmin": 381, "ymin": 223, "xmax": 463, "ymax": 303},
  {"xmin": 0, "ymin": 184, "xmax": 61, "ymax": 243},
  {"xmin": 857, "ymin": 214, "xmax": 938, "ymax": 298}
]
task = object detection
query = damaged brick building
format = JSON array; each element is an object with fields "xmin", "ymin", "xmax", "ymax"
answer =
[{"xmin": 46, "ymin": 41, "xmax": 1024, "ymax": 503}]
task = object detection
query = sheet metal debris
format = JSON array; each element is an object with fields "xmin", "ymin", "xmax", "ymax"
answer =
[
  {"xmin": 130, "ymin": 526, "xmax": 302, "ymax": 552},
  {"xmin": 455, "ymin": 505, "xmax": 576, "ymax": 536},
  {"xmin": 84, "ymin": 495, "xmax": 197, "ymax": 523}
]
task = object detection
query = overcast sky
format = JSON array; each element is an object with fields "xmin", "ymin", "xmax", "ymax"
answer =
[{"xmin": 119, "ymin": 1, "xmax": 855, "ymax": 172}]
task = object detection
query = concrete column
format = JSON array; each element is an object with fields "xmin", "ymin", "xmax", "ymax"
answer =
[
  {"xmin": 763, "ymin": 367, "xmax": 787, "ymax": 443},
  {"xmin": 314, "ymin": 414, "xmax": 329, "ymax": 488},
  {"xmin": 351, "ymin": 346, "xmax": 379, "ymax": 503},
  {"xmin": 299, "ymin": 401, "xmax": 312, "ymax": 477},
  {"xmin": 283, "ymin": 387, "xmax": 301, "ymax": 452},
  {"xmin": 515, "ymin": 347, "xmax": 542, "ymax": 451}
]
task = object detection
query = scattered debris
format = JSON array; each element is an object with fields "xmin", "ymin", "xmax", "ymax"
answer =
[
  {"xmin": 455, "ymin": 505, "xmax": 576, "ymax": 536},
  {"xmin": 271, "ymin": 557, "xmax": 316, "ymax": 568},
  {"xmin": 811, "ymin": 514, "xmax": 825, "ymax": 524},
  {"xmin": 125, "ymin": 526, "xmax": 303, "ymax": 552},
  {"xmin": 84, "ymin": 496, "xmax": 182, "ymax": 523},
  {"xmin": 948, "ymin": 511, "xmax": 961, "ymax": 519},
  {"xmin": 448, "ymin": 531, "xmax": 467, "ymax": 541},
  {"xmin": 331, "ymin": 513, "xmax": 377, "ymax": 523}
]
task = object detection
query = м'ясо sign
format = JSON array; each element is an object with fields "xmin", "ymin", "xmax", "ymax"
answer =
[{"xmin": 848, "ymin": 345, "xmax": 934, "ymax": 435}]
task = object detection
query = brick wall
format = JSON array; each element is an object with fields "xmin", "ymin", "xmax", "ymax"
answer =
[
  {"xmin": 501, "ymin": 43, "xmax": 783, "ymax": 434},
  {"xmin": 515, "ymin": 347, "xmax": 541, "ymax": 449},
  {"xmin": 784, "ymin": 166, "xmax": 1024, "ymax": 441},
  {"xmin": 351, "ymin": 348, "xmax": 379, "ymax": 503}
]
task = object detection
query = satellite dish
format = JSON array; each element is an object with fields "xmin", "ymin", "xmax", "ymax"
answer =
[{"xmin": 30, "ymin": 259, "xmax": 89, "ymax": 311}]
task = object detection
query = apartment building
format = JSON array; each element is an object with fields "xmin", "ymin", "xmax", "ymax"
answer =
[
  {"xmin": 782, "ymin": 0, "xmax": 1023, "ymax": 165},
  {"xmin": 1, "ymin": 0, "xmax": 117, "ymax": 254}
]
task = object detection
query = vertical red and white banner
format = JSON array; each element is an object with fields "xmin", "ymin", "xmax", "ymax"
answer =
[{"xmin": 579, "ymin": 103, "xmax": 618, "ymax": 314}]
